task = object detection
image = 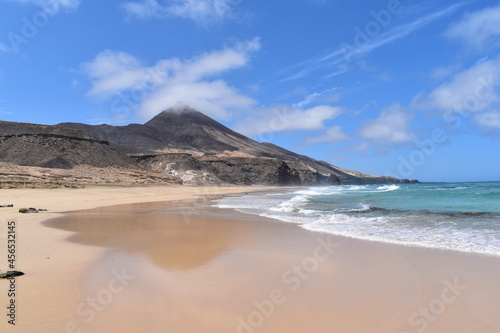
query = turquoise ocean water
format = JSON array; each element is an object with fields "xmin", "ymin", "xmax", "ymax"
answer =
[{"xmin": 215, "ymin": 182, "xmax": 500, "ymax": 256}]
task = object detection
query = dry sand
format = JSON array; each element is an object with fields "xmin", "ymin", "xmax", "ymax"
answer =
[{"xmin": 1, "ymin": 186, "xmax": 500, "ymax": 332}]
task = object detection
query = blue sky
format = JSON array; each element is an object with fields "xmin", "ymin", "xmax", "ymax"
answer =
[{"xmin": 1, "ymin": 0, "xmax": 500, "ymax": 182}]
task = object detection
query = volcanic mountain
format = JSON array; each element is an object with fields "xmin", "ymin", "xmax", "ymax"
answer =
[
  {"xmin": 61, "ymin": 107, "xmax": 288, "ymax": 156},
  {"xmin": 57, "ymin": 106, "xmax": 417, "ymax": 186}
]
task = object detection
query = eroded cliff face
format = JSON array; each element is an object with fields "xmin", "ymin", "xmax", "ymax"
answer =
[
  {"xmin": 133, "ymin": 153, "xmax": 416, "ymax": 186},
  {"xmin": 0, "ymin": 121, "xmax": 180, "ymax": 188},
  {"xmin": 1, "ymin": 107, "xmax": 418, "ymax": 186},
  {"xmin": 0, "ymin": 134, "xmax": 137, "ymax": 169},
  {"xmin": 0, "ymin": 121, "xmax": 139, "ymax": 169},
  {"xmin": 134, "ymin": 154, "xmax": 304, "ymax": 186}
]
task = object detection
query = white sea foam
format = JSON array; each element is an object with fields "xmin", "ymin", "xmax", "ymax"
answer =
[
  {"xmin": 213, "ymin": 185, "xmax": 500, "ymax": 257},
  {"xmin": 298, "ymin": 208, "xmax": 322, "ymax": 215},
  {"xmin": 300, "ymin": 215, "xmax": 500, "ymax": 257},
  {"xmin": 347, "ymin": 203, "xmax": 373, "ymax": 212},
  {"xmin": 295, "ymin": 187, "xmax": 340, "ymax": 196},
  {"xmin": 431, "ymin": 186, "xmax": 468, "ymax": 191},
  {"xmin": 377, "ymin": 184, "xmax": 400, "ymax": 191},
  {"xmin": 347, "ymin": 185, "xmax": 367, "ymax": 190},
  {"xmin": 270, "ymin": 195, "xmax": 309, "ymax": 213}
]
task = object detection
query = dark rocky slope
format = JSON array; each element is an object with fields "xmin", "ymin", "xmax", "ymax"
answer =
[
  {"xmin": 0, "ymin": 120, "xmax": 139, "ymax": 169},
  {"xmin": 0, "ymin": 107, "xmax": 418, "ymax": 186},
  {"xmin": 61, "ymin": 107, "xmax": 418, "ymax": 186},
  {"xmin": 60, "ymin": 108, "xmax": 268, "ymax": 155}
]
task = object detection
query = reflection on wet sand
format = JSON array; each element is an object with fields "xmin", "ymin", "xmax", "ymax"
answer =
[{"xmin": 45, "ymin": 201, "xmax": 254, "ymax": 271}]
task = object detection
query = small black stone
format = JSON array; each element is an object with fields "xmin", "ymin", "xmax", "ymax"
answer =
[{"xmin": 0, "ymin": 271, "xmax": 25, "ymax": 279}]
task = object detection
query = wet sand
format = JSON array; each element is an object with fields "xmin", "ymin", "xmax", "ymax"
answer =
[
  {"xmin": 0, "ymin": 185, "xmax": 274, "ymax": 332},
  {"xmin": 37, "ymin": 199, "xmax": 500, "ymax": 332}
]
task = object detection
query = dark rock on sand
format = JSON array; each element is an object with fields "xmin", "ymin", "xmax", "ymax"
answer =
[
  {"xmin": 19, "ymin": 207, "xmax": 39, "ymax": 213},
  {"xmin": 0, "ymin": 271, "xmax": 25, "ymax": 279}
]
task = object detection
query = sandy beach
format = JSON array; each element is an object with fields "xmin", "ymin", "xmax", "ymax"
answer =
[
  {"xmin": 0, "ymin": 185, "xmax": 273, "ymax": 332},
  {"xmin": 1, "ymin": 186, "xmax": 500, "ymax": 332}
]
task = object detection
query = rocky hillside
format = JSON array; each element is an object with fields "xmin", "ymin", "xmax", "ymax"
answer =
[
  {"xmin": 0, "ymin": 107, "xmax": 418, "ymax": 187},
  {"xmin": 60, "ymin": 106, "xmax": 418, "ymax": 186},
  {"xmin": 61, "ymin": 107, "xmax": 284, "ymax": 156},
  {"xmin": 0, "ymin": 120, "xmax": 139, "ymax": 169}
]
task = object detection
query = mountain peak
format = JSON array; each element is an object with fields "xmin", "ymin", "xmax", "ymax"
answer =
[
  {"xmin": 160, "ymin": 103, "xmax": 201, "ymax": 116},
  {"xmin": 146, "ymin": 106, "xmax": 219, "ymax": 128}
]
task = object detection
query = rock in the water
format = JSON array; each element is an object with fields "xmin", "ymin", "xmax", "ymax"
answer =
[
  {"xmin": 0, "ymin": 271, "xmax": 25, "ymax": 279},
  {"xmin": 19, "ymin": 207, "xmax": 39, "ymax": 213},
  {"xmin": 0, "ymin": 204, "xmax": 13, "ymax": 208}
]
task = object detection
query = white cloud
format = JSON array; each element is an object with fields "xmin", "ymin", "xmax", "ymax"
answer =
[
  {"xmin": 294, "ymin": 92, "xmax": 320, "ymax": 108},
  {"xmin": 82, "ymin": 39, "xmax": 260, "ymax": 120},
  {"xmin": 341, "ymin": 3, "xmax": 464, "ymax": 61},
  {"xmin": 84, "ymin": 50, "xmax": 152, "ymax": 96},
  {"xmin": 234, "ymin": 105, "xmax": 342, "ymax": 137},
  {"xmin": 276, "ymin": 3, "xmax": 464, "ymax": 83},
  {"xmin": 445, "ymin": 3, "xmax": 500, "ymax": 51},
  {"xmin": 384, "ymin": 54, "xmax": 500, "ymax": 137},
  {"xmin": 293, "ymin": 87, "xmax": 340, "ymax": 108},
  {"xmin": 123, "ymin": 0, "xmax": 241, "ymax": 25},
  {"xmin": 338, "ymin": 3, "xmax": 463, "ymax": 61},
  {"xmin": 419, "ymin": 56, "xmax": 500, "ymax": 113},
  {"xmin": 141, "ymin": 80, "xmax": 254, "ymax": 119},
  {"xmin": 349, "ymin": 6, "xmax": 500, "ymax": 146},
  {"xmin": 358, "ymin": 104, "xmax": 416, "ymax": 143},
  {"xmin": 352, "ymin": 142, "xmax": 371, "ymax": 151},
  {"xmin": 429, "ymin": 63, "xmax": 461, "ymax": 81},
  {"xmin": 122, "ymin": 0, "xmax": 161, "ymax": 17},
  {"xmin": 4, "ymin": 0, "xmax": 80, "ymax": 14},
  {"xmin": 474, "ymin": 111, "xmax": 500, "ymax": 130},
  {"xmin": 306, "ymin": 125, "xmax": 349, "ymax": 144}
]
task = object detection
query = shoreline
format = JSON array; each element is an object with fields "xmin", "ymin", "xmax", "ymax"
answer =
[
  {"xmin": 216, "ymin": 183, "xmax": 500, "ymax": 259},
  {"xmin": 1, "ymin": 186, "xmax": 499, "ymax": 332}
]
